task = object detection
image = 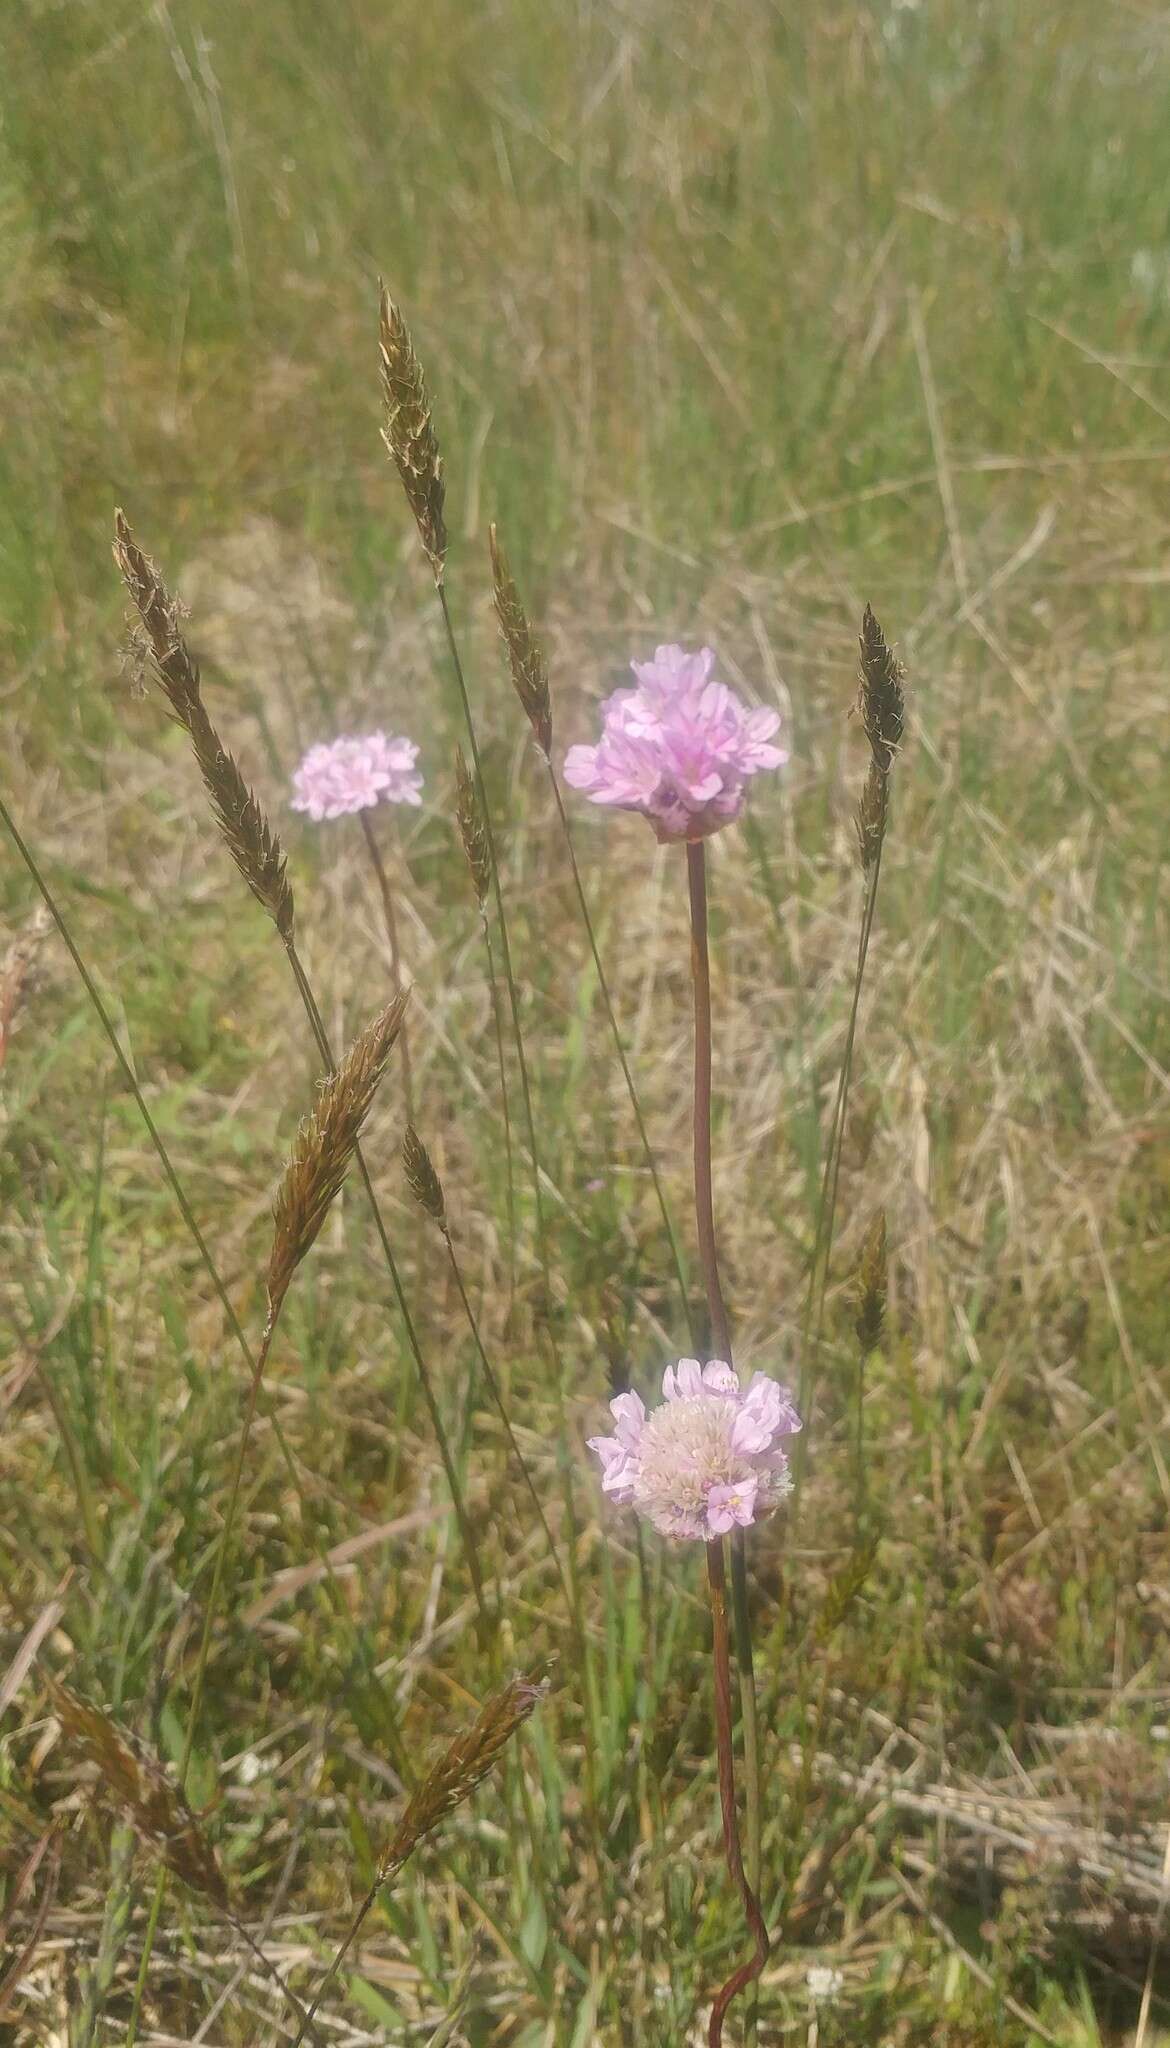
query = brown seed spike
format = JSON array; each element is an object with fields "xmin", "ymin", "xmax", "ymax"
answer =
[
  {"xmin": 267, "ymin": 991, "xmax": 409, "ymax": 1314},
  {"xmin": 378, "ymin": 286, "xmax": 447, "ymax": 585},
  {"xmin": 402, "ymin": 1123, "xmax": 446, "ymax": 1227},
  {"xmin": 49, "ymin": 1681, "xmax": 229, "ymax": 1908},
  {"xmin": 854, "ymin": 1209, "xmax": 888, "ymax": 1358},
  {"xmin": 854, "ymin": 757, "xmax": 887, "ymax": 874},
  {"xmin": 453, "ymin": 745, "xmax": 490, "ymax": 909},
  {"xmin": 114, "ymin": 511, "xmax": 295, "ymax": 941},
  {"xmin": 857, "ymin": 604, "xmax": 905, "ymax": 774},
  {"xmin": 380, "ymin": 1672, "xmax": 546, "ymax": 1878},
  {"xmin": 489, "ymin": 524, "xmax": 552, "ymax": 756}
]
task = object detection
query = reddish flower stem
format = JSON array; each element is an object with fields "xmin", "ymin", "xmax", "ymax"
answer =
[
  {"xmin": 688, "ymin": 840, "xmax": 767, "ymax": 2042},
  {"xmin": 706, "ymin": 1538, "xmax": 769, "ymax": 2046}
]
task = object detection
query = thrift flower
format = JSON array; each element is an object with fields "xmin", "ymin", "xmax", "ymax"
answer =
[
  {"xmin": 563, "ymin": 644, "xmax": 786, "ymax": 841},
  {"xmin": 291, "ymin": 733, "xmax": 423, "ymax": 821},
  {"xmin": 588, "ymin": 1359, "xmax": 801, "ymax": 1541}
]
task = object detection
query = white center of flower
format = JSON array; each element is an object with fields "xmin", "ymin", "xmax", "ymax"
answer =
[{"xmin": 631, "ymin": 1396, "xmax": 740, "ymax": 1533}]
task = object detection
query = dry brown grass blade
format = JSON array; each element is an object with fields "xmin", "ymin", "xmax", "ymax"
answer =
[
  {"xmin": 0, "ymin": 1829, "xmax": 62, "ymax": 2022},
  {"xmin": 267, "ymin": 990, "xmax": 410, "ymax": 1314},
  {"xmin": 48, "ymin": 1681, "xmax": 228, "ymax": 1908},
  {"xmin": 380, "ymin": 1671, "xmax": 546, "ymax": 1875},
  {"xmin": 402, "ymin": 1123, "xmax": 446, "ymax": 1227},
  {"xmin": 113, "ymin": 510, "xmax": 295, "ymax": 940},
  {"xmin": 489, "ymin": 523, "xmax": 552, "ymax": 756},
  {"xmin": 453, "ymin": 745, "xmax": 490, "ymax": 908},
  {"xmin": 378, "ymin": 286, "xmax": 447, "ymax": 583}
]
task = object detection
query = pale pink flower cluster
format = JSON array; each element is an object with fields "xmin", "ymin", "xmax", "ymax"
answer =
[
  {"xmin": 563, "ymin": 644, "xmax": 786, "ymax": 842},
  {"xmin": 291, "ymin": 733, "xmax": 423, "ymax": 822},
  {"xmin": 588, "ymin": 1359, "xmax": 801, "ymax": 1541}
]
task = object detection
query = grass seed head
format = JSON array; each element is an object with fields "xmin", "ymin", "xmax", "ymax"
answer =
[
  {"xmin": 50, "ymin": 1681, "xmax": 228, "ymax": 1908},
  {"xmin": 267, "ymin": 991, "xmax": 409, "ymax": 1313},
  {"xmin": 378, "ymin": 286, "xmax": 447, "ymax": 584},
  {"xmin": 381, "ymin": 1672, "xmax": 545, "ymax": 1878},
  {"xmin": 453, "ymin": 745, "xmax": 490, "ymax": 908},
  {"xmin": 857, "ymin": 603, "xmax": 905, "ymax": 774},
  {"xmin": 489, "ymin": 523, "xmax": 552, "ymax": 755},
  {"xmin": 113, "ymin": 511, "xmax": 295, "ymax": 940},
  {"xmin": 854, "ymin": 1209, "xmax": 888, "ymax": 1357},
  {"xmin": 855, "ymin": 756, "xmax": 888, "ymax": 874},
  {"xmin": 402, "ymin": 1123, "xmax": 446, "ymax": 1228}
]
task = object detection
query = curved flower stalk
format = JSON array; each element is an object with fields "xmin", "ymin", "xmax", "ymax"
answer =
[
  {"xmin": 574, "ymin": 641, "xmax": 788, "ymax": 2044},
  {"xmin": 291, "ymin": 732, "xmax": 422, "ymax": 1120}
]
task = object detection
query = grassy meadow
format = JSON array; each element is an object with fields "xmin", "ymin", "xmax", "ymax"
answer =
[{"xmin": 6, "ymin": 0, "xmax": 1170, "ymax": 2040}]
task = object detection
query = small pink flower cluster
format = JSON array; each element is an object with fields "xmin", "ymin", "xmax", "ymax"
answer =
[
  {"xmin": 564, "ymin": 644, "xmax": 786, "ymax": 842},
  {"xmin": 588, "ymin": 1359, "xmax": 801, "ymax": 1541},
  {"xmin": 291, "ymin": 733, "xmax": 423, "ymax": 821}
]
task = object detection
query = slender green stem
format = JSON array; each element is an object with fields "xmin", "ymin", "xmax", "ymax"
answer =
[
  {"xmin": 686, "ymin": 841, "xmax": 763, "ymax": 2039},
  {"xmin": 441, "ymin": 1228, "xmax": 572, "ymax": 1614},
  {"xmin": 705, "ymin": 1540, "xmax": 769, "ymax": 2048},
  {"xmin": 796, "ymin": 840, "xmax": 884, "ymax": 1438},
  {"xmin": 545, "ymin": 763, "xmax": 695, "ymax": 1344},
  {"xmin": 358, "ymin": 810, "xmax": 414, "ymax": 1124},
  {"xmin": 435, "ymin": 581, "xmax": 600, "ymax": 1827},
  {"xmin": 481, "ymin": 910, "xmax": 516, "ymax": 1310}
]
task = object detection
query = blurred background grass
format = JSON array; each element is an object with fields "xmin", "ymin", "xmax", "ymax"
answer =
[{"xmin": 5, "ymin": 1, "xmax": 1170, "ymax": 2042}]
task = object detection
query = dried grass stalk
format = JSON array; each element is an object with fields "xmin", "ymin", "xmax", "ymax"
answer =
[
  {"xmin": 49, "ymin": 1681, "xmax": 228, "ymax": 1908},
  {"xmin": 453, "ymin": 745, "xmax": 490, "ymax": 908},
  {"xmin": 489, "ymin": 523, "xmax": 552, "ymax": 756},
  {"xmin": 402, "ymin": 1123, "xmax": 446, "ymax": 1227},
  {"xmin": 113, "ymin": 511, "xmax": 295, "ymax": 940},
  {"xmin": 378, "ymin": 286, "xmax": 447, "ymax": 584},
  {"xmin": 268, "ymin": 991, "xmax": 409, "ymax": 1314},
  {"xmin": 380, "ymin": 1672, "xmax": 545, "ymax": 1876},
  {"xmin": 854, "ymin": 1210, "xmax": 888, "ymax": 1358}
]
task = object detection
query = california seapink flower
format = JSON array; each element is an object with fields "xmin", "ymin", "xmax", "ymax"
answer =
[
  {"xmin": 291, "ymin": 733, "xmax": 423, "ymax": 822},
  {"xmin": 588, "ymin": 1359, "xmax": 801, "ymax": 1541},
  {"xmin": 563, "ymin": 644, "xmax": 786, "ymax": 842}
]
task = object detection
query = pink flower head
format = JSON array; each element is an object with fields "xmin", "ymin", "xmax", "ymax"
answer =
[
  {"xmin": 587, "ymin": 1359, "xmax": 801, "ymax": 1541},
  {"xmin": 563, "ymin": 645, "xmax": 786, "ymax": 842},
  {"xmin": 291, "ymin": 732, "xmax": 423, "ymax": 822}
]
